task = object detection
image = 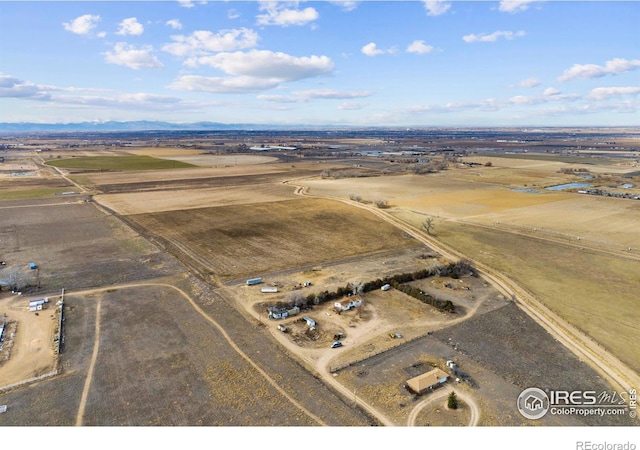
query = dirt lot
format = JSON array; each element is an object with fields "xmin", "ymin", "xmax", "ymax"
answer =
[{"xmin": 0, "ymin": 292, "xmax": 59, "ymax": 387}]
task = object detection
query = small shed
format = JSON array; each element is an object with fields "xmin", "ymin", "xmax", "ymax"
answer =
[
  {"xmin": 406, "ymin": 368, "xmax": 449, "ymax": 395},
  {"xmin": 303, "ymin": 316, "xmax": 316, "ymax": 328}
]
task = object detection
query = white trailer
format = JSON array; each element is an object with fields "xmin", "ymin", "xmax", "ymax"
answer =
[{"xmin": 261, "ymin": 287, "xmax": 278, "ymax": 293}]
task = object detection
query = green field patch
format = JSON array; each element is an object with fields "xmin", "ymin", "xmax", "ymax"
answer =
[
  {"xmin": 46, "ymin": 155, "xmax": 195, "ymax": 171},
  {"xmin": 0, "ymin": 187, "xmax": 73, "ymax": 200}
]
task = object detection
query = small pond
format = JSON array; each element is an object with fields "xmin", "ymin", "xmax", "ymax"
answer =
[{"xmin": 545, "ymin": 183, "xmax": 592, "ymax": 191}]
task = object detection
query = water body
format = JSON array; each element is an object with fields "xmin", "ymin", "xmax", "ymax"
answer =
[
  {"xmin": 545, "ymin": 182, "xmax": 592, "ymax": 191},
  {"xmin": 512, "ymin": 188, "xmax": 540, "ymax": 194}
]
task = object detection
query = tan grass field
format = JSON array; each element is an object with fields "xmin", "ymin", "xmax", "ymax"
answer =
[
  {"xmin": 126, "ymin": 197, "xmax": 418, "ymax": 283},
  {"xmin": 70, "ymin": 161, "xmax": 286, "ymax": 187},
  {"xmin": 422, "ymin": 220, "xmax": 640, "ymax": 374},
  {"xmin": 125, "ymin": 148, "xmax": 279, "ymax": 167},
  {"xmin": 96, "ymin": 183, "xmax": 296, "ymax": 215}
]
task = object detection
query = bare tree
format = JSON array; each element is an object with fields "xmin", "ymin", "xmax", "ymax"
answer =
[
  {"xmin": 289, "ymin": 292, "xmax": 308, "ymax": 308},
  {"xmin": 422, "ymin": 217, "xmax": 435, "ymax": 235},
  {"xmin": 349, "ymin": 281, "xmax": 364, "ymax": 296},
  {"xmin": 4, "ymin": 268, "xmax": 28, "ymax": 291},
  {"xmin": 374, "ymin": 199, "xmax": 389, "ymax": 209}
]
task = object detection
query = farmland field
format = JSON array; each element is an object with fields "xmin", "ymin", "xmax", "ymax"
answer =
[
  {"xmin": 46, "ymin": 155, "xmax": 196, "ymax": 171},
  {"xmin": 126, "ymin": 198, "xmax": 419, "ymax": 284}
]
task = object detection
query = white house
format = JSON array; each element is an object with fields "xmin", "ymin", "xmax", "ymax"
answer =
[{"xmin": 334, "ymin": 296, "xmax": 363, "ymax": 312}]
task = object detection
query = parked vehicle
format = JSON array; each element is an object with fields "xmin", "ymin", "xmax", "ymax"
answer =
[{"xmin": 331, "ymin": 341, "xmax": 343, "ymax": 348}]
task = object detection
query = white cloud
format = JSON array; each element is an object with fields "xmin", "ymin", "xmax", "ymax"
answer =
[
  {"xmin": 0, "ymin": 75, "xmax": 48, "ymax": 99},
  {"xmin": 406, "ymin": 40, "xmax": 434, "ymax": 54},
  {"xmin": 168, "ymin": 75, "xmax": 280, "ymax": 93},
  {"xmin": 104, "ymin": 43, "xmax": 163, "ymax": 70},
  {"xmin": 163, "ymin": 28, "xmax": 259, "ymax": 57},
  {"xmin": 463, "ymin": 30, "xmax": 525, "ymax": 43},
  {"xmin": 361, "ymin": 42, "xmax": 395, "ymax": 56},
  {"xmin": 422, "ymin": 1, "xmax": 451, "ymax": 16},
  {"xmin": 557, "ymin": 58, "xmax": 640, "ymax": 82},
  {"xmin": 228, "ymin": 9, "xmax": 241, "ymax": 19},
  {"xmin": 0, "ymin": 74, "xmax": 202, "ymax": 112},
  {"xmin": 330, "ymin": 1, "xmax": 359, "ymax": 12},
  {"xmin": 588, "ymin": 87, "xmax": 640, "ymax": 100},
  {"xmin": 258, "ymin": 89, "xmax": 372, "ymax": 103},
  {"xmin": 185, "ymin": 50, "xmax": 334, "ymax": 81},
  {"xmin": 508, "ymin": 95, "xmax": 538, "ymax": 105},
  {"xmin": 55, "ymin": 92, "xmax": 185, "ymax": 109},
  {"xmin": 338, "ymin": 101, "xmax": 366, "ymax": 110},
  {"xmin": 63, "ymin": 14, "xmax": 101, "ymax": 35},
  {"xmin": 166, "ymin": 19, "xmax": 183, "ymax": 30},
  {"xmin": 177, "ymin": 0, "xmax": 207, "ymax": 8},
  {"xmin": 362, "ymin": 42, "xmax": 383, "ymax": 56},
  {"xmin": 116, "ymin": 17, "xmax": 144, "ymax": 36},
  {"xmin": 543, "ymin": 87, "xmax": 561, "ymax": 96},
  {"xmin": 256, "ymin": 2, "xmax": 319, "ymax": 27},
  {"xmin": 171, "ymin": 50, "xmax": 333, "ymax": 94},
  {"xmin": 512, "ymin": 77, "xmax": 541, "ymax": 88},
  {"xmin": 498, "ymin": 0, "xmax": 542, "ymax": 13}
]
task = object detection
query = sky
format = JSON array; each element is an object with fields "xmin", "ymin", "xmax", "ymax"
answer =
[{"xmin": 0, "ymin": 0, "xmax": 639, "ymax": 127}]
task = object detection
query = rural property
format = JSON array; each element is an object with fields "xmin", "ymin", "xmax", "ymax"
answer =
[{"xmin": 1, "ymin": 128, "xmax": 639, "ymax": 428}]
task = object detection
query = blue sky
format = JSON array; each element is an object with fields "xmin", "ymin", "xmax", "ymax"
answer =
[{"xmin": 1, "ymin": 1, "xmax": 639, "ymax": 126}]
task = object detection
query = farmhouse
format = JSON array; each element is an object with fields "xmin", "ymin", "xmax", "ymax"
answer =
[
  {"xmin": 406, "ymin": 368, "xmax": 449, "ymax": 395},
  {"xmin": 334, "ymin": 296, "xmax": 363, "ymax": 312},
  {"xmin": 267, "ymin": 305, "xmax": 300, "ymax": 320}
]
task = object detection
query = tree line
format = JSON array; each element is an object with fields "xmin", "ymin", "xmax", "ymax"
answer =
[{"xmin": 277, "ymin": 259, "xmax": 477, "ymax": 314}]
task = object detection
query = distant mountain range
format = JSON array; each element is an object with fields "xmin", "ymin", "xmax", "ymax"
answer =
[{"xmin": 0, "ymin": 121, "xmax": 344, "ymax": 132}]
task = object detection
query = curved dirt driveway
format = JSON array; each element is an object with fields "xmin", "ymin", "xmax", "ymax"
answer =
[{"xmin": 406, "ymin": 387, "xmax": 480, "ymax": 426}]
